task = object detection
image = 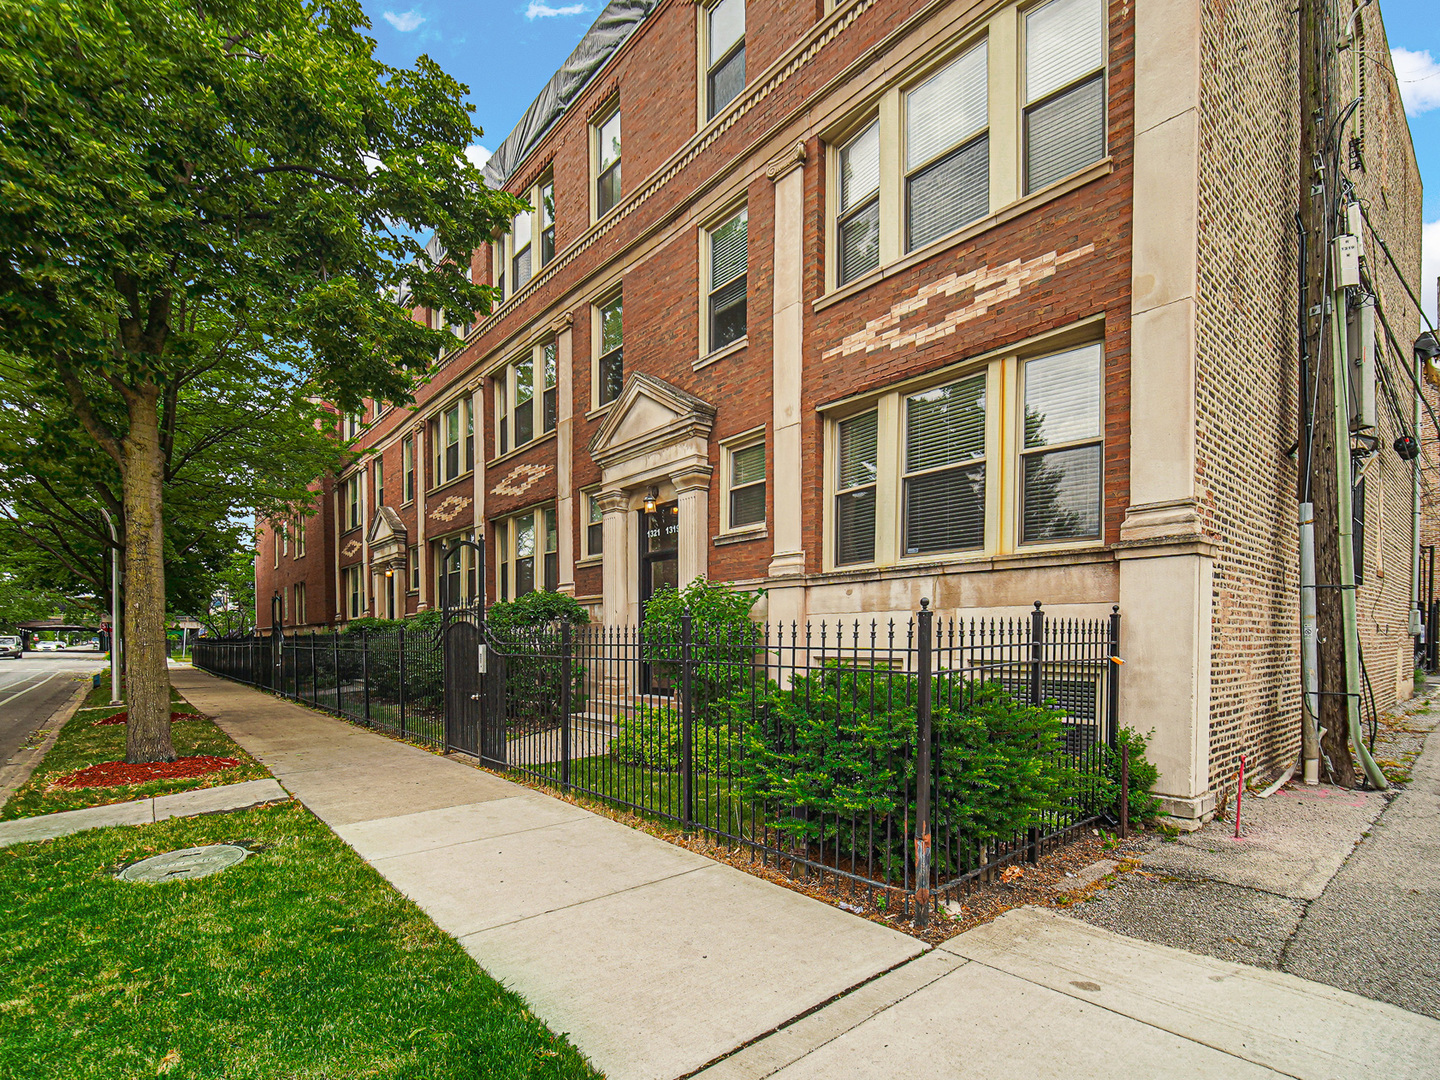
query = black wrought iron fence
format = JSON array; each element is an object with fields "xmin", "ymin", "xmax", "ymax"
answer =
[{"xmin": 193, "ymin": 626, "xmax": 446, "ymax": 749}]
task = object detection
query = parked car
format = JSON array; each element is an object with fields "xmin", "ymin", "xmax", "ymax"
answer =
[
  {"xmin": 0, "ymin": 636, "xmax": 20, "ymax": 660},
  {"xmin": 34, "ymin": 639, "xmax": 60, "ymax": 652}
]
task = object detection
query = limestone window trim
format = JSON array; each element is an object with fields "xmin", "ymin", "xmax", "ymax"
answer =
[
  {"xmin": 494, "ymin": 337, "xmax": 558, "ymax": 457},
  {"xmin": 699, "ymin": 202, "xmax": 749, "ymax": 360},
  {"xmin": 719, "ymin": 426, "xmax": 767, "ymax": 536},
  {"xmin": 592, "ymin": 289, "xmax": 624, "ymax": 410},
  {"xmin": 580, "ymin": 486, "xmax": 605, "ymax": 562},
  {"xmin": 819, "ymin": 331, "xmax": 1105, "ymax": 573},
  {"xmin": 491, "ymin": 503, "xmax": 559, "ymax": 601},
  {"xmin": 591, "ymin": 99, "xmax": 622, "ymax": 223},
  {"xmin": 494, "ymin": 169, "xmax": 557, "ymax": 301},
  {"xmin": 693, "ymin": 335, "xmax": 747, "ymax": 372}
]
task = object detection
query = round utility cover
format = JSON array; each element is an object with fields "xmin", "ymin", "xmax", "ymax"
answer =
[{"xmin": 119, "ymin": 844, "xmax": 249, "ymax": 883}]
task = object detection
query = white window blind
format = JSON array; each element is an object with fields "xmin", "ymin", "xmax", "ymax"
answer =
[
  {"xmin": 729, "ymin": 442, "xmax": 765, "ymax": 528},
  {"xmin": 903, "ymin": 375, "xmax": 986, "ymax": 555},
  {"xmin": 1020, "ymin": 344, "xmax": 1103, "ymax": 543},
  {"xmin": 709, "ymin": 209, "xmax": 748, "ymax": 350},
  {"xmin": 1025, "ymin": 0, "xmax": 1104, "ymax": 103},
  {"xmin": 1024, "ymin": 0, "xmax": 1105, "ymax": 192},
  {"xmin": 905, "ymin": 43, "xmax": 989, "ymax": 251},
  {"xmin": 708, "ymin": 0, "xmax": 745, "ymax": 118},
  {"xmin": 839, "ymin": 121, "xmax": 880, "ymax": 284},
  {"xmin": 835, "ymin": 411, "xmax": 878, "ymax": 565}
]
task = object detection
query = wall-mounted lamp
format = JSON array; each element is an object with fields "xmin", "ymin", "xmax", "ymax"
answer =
[
  {"xmin": 643, "ymin": 485, "xmax": 659, "ymax": 514},
  {"xmin": 385, "ymin": 566, "xmax": 394, "ymax": 578}
]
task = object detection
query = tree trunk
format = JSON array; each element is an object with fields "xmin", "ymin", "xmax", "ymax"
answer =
[{"xmin": 122, "ymin": 385, "xmax": 175, "ymax": 763}]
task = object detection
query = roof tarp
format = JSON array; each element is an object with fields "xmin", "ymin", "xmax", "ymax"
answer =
[{"xmin": 483, "ymin": 0, "xmax": 660, "ymax": 190}]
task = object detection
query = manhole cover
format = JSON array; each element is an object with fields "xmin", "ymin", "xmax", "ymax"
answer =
[{"xmin": 119, "ymin": 844, "xmax": 250, "ymax": 883}]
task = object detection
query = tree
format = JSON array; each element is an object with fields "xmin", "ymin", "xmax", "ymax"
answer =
[
  {"xmin": 0, "ymin": 0, "xmax": 520, "ymax": 761},
  {"xmin": 200, "ymin": 548, "xmax": 257, "ymax": 638}
]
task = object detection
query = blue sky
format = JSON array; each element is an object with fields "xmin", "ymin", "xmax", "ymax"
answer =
[{"xmin": 359, "ymin": 0, "xmax": 1440, "ymax": 319}]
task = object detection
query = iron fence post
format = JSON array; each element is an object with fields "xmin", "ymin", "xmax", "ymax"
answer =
[
  {"xmin": 914, "ymin": 599, "xmax": 933, "ymax": 928},
  {"xmin": 398, "ymin": 625, "xmax": 407, "ymax": 738},
  {"xmin": 1027, "ymin": 601, "xmax": 1044, "ymax": 865},
  {"xmin": 1120, "ymin": 743, "xmax": 1130, "ymax": 839},
  {"xmin": 1107, "ymin": 605, "xmax": 1122, "ymax": 747},
  {"xmin": 333, "ymin": 630, "xmax": 341, "ymax": 716},
  {"xmin": 560, "ymin": 620, "xmax": 572, "ymax": 790},
  {"xmin": 362, "ymin": 627, "xmax": 371, "ymax": 725},
  {"xmin": 680, "ymin": 609, "xmax": 694, "ymax": 831}
]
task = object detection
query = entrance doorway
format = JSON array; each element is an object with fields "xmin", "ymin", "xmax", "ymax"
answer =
[{"xmin": 639, "ymin": 502, "xmax": 678, "ymax": 693}]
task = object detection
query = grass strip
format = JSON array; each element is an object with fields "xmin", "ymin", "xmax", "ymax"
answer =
[
  {"xmin": 1, "ymin": 688, "xmax": 269, "ymax": 821},
  {"xmin": 0, "ymin": 801, "xmax": 599, "ymax": 1080}
]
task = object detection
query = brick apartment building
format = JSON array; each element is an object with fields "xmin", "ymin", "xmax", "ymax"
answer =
[{"xmin": 254, "ymin": 0, "xmax": 1427, "ymax": 825}]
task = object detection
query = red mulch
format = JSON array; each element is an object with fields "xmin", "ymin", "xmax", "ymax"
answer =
[
  {"xmin": 52, "ymin": 755, "xmax": 240, "ymax": 789},
  {"xmin": 91, "ymin": 710, "xmax": 208, "ymax": 727}
]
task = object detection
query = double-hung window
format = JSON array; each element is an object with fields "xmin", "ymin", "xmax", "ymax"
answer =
[
  {"xmin": 905, "ymin": 42, "xmax": 989, "ymax": 251},
  {"xmin": 344, "ymin": 474, "xmax": 361, "ymax": 532},
  {"xmin": 496, "ymin": 339, "xmax": 557, "ymax": 455},
  {"xmin": 837, "ymin": 121, "xmax": 880, "ymax": 285},
  {"xmin": 344, "ymin": 565, "xmax": 364, "ymax": 619},
  {"xmin": 706, "ymin": 0, "xmax": 745, "ymax": 120},
  {"xmin": 512, "ymin": 208, "xmax": 533, "ymax": 291},
  {"xmin": 294, "ymin": 582, "xmax": 307, "ymax": 625},
  {"xmin": 584, "ymin": 491, "xmax": 604, "ymax": 557},
  {"xmin": 902, "ymin": 375, "xmax": 987, "ymax": 556},
  {"xmin": 403, "ymin": 436, "xmax": 415, "ymax": 503},
  {"xmin": 374, "ymin": 457, "xmax": 385, "ymax": 507},
  {"xmin": 1023, "ymin": 0, "xmax": 1106, "ymax": 193},
  {"xmin": 296, "ymin": 516, "xmax": 306, "ymax": 557},
  {"xmin": 494, "ymin": 506, "xmax": 560, "ymax": 600},
  {"xmin": 407, "ymin": 545, "xmax": 420, "ymax": 592},
  {"xmin": 431, "ymin": 399, "xmax": 473, "ymax": 486},
  {"xmin": 1019, "ymin": 344, "xmax": 1102, "ymax": 543},
  {"xmin": 495, "ymin": 174, "xmax": 555, "ymax": 299},
  {"xmin": 595, "ymin": 108, "xmax": 622, "ymax": 217},
  {"xmin": 539, "ymin": 179, "xmax": 556, "ymax": 264},
  {"xmin": 597, "ymin": 294, "xmax": 624, "ymax": 406},
  {"xmin": 724, "ymin": 436, "xmax": 765, "ymax": 531},
  {"xmin": 706, "ymin": 208, "xmax": 747, "ymax": 354},
  {"xmin": 835, "ymin": 412, "xmax": 878, "ymax": 565}
]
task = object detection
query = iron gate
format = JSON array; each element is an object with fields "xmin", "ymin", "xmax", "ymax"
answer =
[{"xmin": 443, "ymin": 615, "xmax": 484, "ymax": 757}]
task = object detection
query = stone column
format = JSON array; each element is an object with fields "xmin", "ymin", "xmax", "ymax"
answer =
[
  {"xmin": 766, "ymin": 140, "xmax": 808, "ymax": 630},
  {"xmin": 415, "ymin": 421, "xmax": 429, "ymax": 611},
  {"xmin": 555, "ymin": 313, "xmax": 576, "ymax": 595},
  {"xmin": 672, "ymin": 466, "xmax": 714, "ymax": 589},
  {"xmin": 1118, "ymin": 0, "xmax": 1215, "ymax": 827},
  {"xmin": 471, "ymin": 382, "xmax": 485, "ymax": 603},
  {"xmin": 361, "ymin": 460, "xmax": 372, "ymax": 615},
  {"xmin": 333, "ymin": 481, "xmax": 344, "ymax": 622},
  {"xmin": 597, "ymin": 489, "xmax": 630, "ymax": 627}
]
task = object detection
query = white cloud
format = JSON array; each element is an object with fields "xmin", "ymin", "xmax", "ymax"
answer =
[
  {"xmin": 1423, "ymin": 219, "xmax": 1439, "ymax": 331},
  {"xmin": 382, "ymin": 9, "xmax": 425, "ymax": 32},
  {"xmin": 526, "ymin": 1, "xmax": 585, "ymax": 18},
  {"xmin": 1391, "ymin": 48, "xmax": 1440, "ymax": 116},
  {"xmin": 465, "ymin": 145, "xmax": 492, "ymax": 171}
]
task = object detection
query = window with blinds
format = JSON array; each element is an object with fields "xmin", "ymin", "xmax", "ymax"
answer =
[
  {"xmin": 707, "ymin": 0, "xmax": 745, "ymax": 120},
  {"xmin": 512, "ymin": 208, "xmax": 533, "ymax": 290},
  {"xmin": 903, "ymin": 375, "xmax": 986, "ymax": 555},
  {"xmin": 585, "ymin": 492, "xmax": 604, "ymax": 556},
  {"xmin": 905, "ymin": 42, "xmax": 989, "ymax": 251},
  {"xmin": 727, "ymin": 440, "xmax": 765, "ymax": 529},
  {"xmin": 708, "ymin": 208, "xmax": 748, "ymax": 352},
  {"xmin": 596, "ymin": 109, "xmax": 621, "ymax": 216},
  {"xmin": 836, "ymin": 411, "xmax": 878, "ymax": 565},
  {"xmin": 542, "ymin": 341, "xmax": 557, "ymax": 434},
  {"xmin": 598, "ymin": 294, "xmax": 623, "ymax": 405},
  {"xmin": 1024, "ymin": 0, "xmax": 1106, "ymax": 193},
  {"xmin": 1020, "ymin": 344, "xmax": 1102, "ymax": 543},
  {"xmin": 838, "ymin": 121, "xmax": 880, "ymax": 285}
]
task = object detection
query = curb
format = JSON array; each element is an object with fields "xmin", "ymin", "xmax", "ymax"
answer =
[{"xmin": 0, "ymin": 678, "xmax": 89, "ymax": 805}]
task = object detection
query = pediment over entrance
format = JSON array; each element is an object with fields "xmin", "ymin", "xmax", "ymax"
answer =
[
  {"xmin": 367, "ymin": 506, "xmax": 407, "ymax": 565},
  {"xmin": 587, "ymin": 373, "xmax": 716, "ymax": 472}
]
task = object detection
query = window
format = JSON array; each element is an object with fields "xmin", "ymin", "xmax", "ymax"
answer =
[
  {"xmin": 835, "ymin": 411, "xmax": 878, "ymax": 565},
  {"xmin": 273, "ymin": 531, "xmax": 280, "ymax": 569},
  {"xmin": 512, "ymin": 208, "xmax": 533, "ymax": 291},
  {"xmin": 343, "ymin": 565, "xmax": 364, "ymax": 619},
  {"xmin": 825, "ymin": 335, "xmax": 1104, "ymax": 569},
  {"xmin": 905, "ymin": 42, "xmax": 988, "ymax": 251},
  {"xmin": 495, "ymin": 174, "xmax": 556, "ymax": 299},
  {"xmin": 296, "ymin": 516, "xmax": 306, "ymax": 557},
  {"xmin": 724, "ymin": 436, "xmax": 766, "ymax": 530},
  {"xmin": 281, "ymin": 524, "xmax": 288, "ymax": 557},
  {"xmin": 408, "ymin": 544, "xmax": 420, "ymax": 592},
  {"xmin": 903, "ymin": 375, "xmax": 987, "ymax": 556},
  {"xmin": 294, "ymin": 582, "xmax": 307, "ymax": 625},
  {"xmin": 374, "ymin": 456, "xmax": 385, "ymax": 508},
  {"xmin": 1020, "ymin": 344, "xmax": 1102, "ymax": 543},
  {"xmin": 343, "ymin": 474, "xmax": 361, "ymax": 532},
  {"xmin": 431, "ymin": 399, "xmax": 473, "ymax": 486},
  {"xmin": 539, "ymin": 179, "xmax": 556, "ymax": 265},
  {"xmin": 493, "ymin": 240, "xmax": 505, "ymax": 299},
  {"xmin": 706, "ymin": 208, "xmax": 747, "ymax": 353},
  {"xmin": 342, "ymin": 411, "xmax": 364, "ymax": 441},
  {"xmin": 583, "ymin": 490, "xmax": 604, "ymax": 558},
  {"xmin": 433, "ymin": 530, "xmax": 479, "ymax": 607},
  {"xmin": 597, "ymin": 294, "xmax": 624, "ymax": 406},
  {"xmin": 595, "ymin": 107, "xmax": 621, "ymax": 217},
  {"xmin": 495, "ymin": 506, "xmax": 559, "ymax": 600},
  {"xmin": 706, "ymin": 0, "xmax": 745, "ymax": 120},
  {"xmin": 403, "ymin": 436, "xmax": 416, "ymax": 503},
  {"xmin": 1024, "ymin": 0, "xmax": 1106, "ymax": 193},
  {"xmin": 837, "ymin": 121, "xmax": 880, "ymax": 285},
  {"xmin": 496, "ymin": 340, "xmax": 556, "ymax": 454}
]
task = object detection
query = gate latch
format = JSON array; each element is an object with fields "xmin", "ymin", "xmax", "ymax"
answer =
[{"xmin": 470, "ymin": 693, "xmax": 481, "ymax": 700}]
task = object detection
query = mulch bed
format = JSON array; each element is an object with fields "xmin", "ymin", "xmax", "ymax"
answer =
[
  {"xmin": 90, "ymin": 710, "xmax": 208, "ymax": 727},
  {"xmin": 51, "ymin": 755, "xmax": 241, "ymax": 789}
]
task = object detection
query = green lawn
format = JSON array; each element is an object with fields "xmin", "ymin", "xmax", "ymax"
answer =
[
  {"xmin": 0, "ymin": 801, "xmax": 599, "ymax": 1080},
  {"xmin": 2, "ymin": 687, "xmax": 270, "ymax": 821}
]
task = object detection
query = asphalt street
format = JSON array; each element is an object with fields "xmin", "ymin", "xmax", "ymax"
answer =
[{"xmin": 0, "ymin": 654, "xmax": 106, "ymax": 767}]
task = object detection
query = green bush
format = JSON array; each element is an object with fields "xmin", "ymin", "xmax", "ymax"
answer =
[
  {"xmin": 487, "ymin": 592, "xmax": 590, "ymax": 722},
  {"xmin": 726, "ymin": 667, "xmax": 1078, "ymax": 877},
  {"xmin": 609, "ymin": 703, "xmax": 737, "ymax": 776},
  {"xmin": 1093, "ymin": 726, "xmax": 1161, "ymax": 824},
  {"xmin": 641, "ymin": 578, "xmax": 763, "ymax": 720}
]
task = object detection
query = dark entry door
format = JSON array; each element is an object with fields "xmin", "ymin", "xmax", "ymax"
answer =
[
  {"xmin": 640, "ymin": 502, "xmax": 679, "ymax": 693},
  {"xmin": 444, "ymin": 619, "xmax": 483, "ymax": 755}
]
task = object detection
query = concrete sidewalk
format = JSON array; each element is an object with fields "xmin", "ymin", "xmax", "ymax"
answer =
[{"xmin": 173, "ymin": 669, "xmax": 1440, "ymax": 1080}]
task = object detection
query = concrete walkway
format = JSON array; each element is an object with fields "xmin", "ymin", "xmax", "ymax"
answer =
[
  {"xmin": 172, "ymin": 669, "xmax": 1440, "ymax": 1080},
  {"xmin": 0, "ymin": 778, "xmax": 289, "ymax": 847}
]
